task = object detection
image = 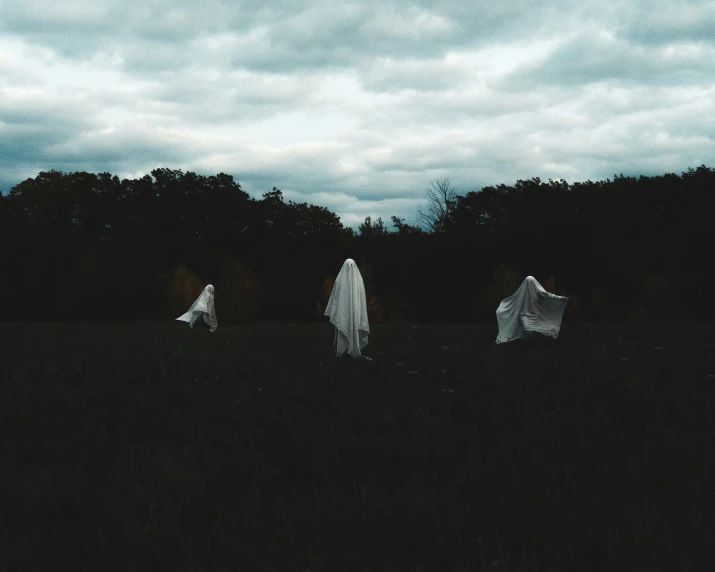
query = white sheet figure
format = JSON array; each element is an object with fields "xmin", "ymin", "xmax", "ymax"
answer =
[
  {"xmin": 495, "ymin": 276, "xmax": 568, "ymax": 343},
  {"xmin": 176, "ymin": 284, "xmax": 218, "ymax": 332},
  {"xmin": 324, "ymin": 259, "xmax": 370, "ymax": 358}
]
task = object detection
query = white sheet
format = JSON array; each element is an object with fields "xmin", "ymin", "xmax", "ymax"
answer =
[
  {"xmin": 495, "ymin": 276, "xmax": 568, "ymax": 343},
  {"xmin": 176, "ymin": 284, "xmax": 218, "ymax": 332},
  {"xmin": 324, "ymin": 259, "xmax": 370, "ymax": 358}
]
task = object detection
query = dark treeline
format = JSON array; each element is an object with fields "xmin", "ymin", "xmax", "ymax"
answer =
[{"xmin": 1, "ymin": 165, "xmax": 713, "ymax": 323}]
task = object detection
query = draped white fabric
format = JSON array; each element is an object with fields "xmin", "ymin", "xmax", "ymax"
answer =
[
  {"xmin": 324, "ymin": 259, "xmax": 370, "ymax": 358},
  {"xmin": 495, "ymin": 276, "xmax": 568, "ymax": 343},
  {"xmin": 176, "ymin": 284, "xmax": 218, "ymax": 332}
]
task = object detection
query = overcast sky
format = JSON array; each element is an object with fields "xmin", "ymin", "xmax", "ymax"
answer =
[{"xmin": 1, "ymin": 0, "xmax": 714, "ymax": 229}]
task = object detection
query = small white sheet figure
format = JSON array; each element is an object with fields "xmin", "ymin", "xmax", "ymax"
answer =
[
  {"xmin": 324, "ymin": 259, "xmax": 370, "ymax": 358},
  {"xmin": 495, "ymin": 276, "xmax": 568, "ymax": 344},
  {"xmin": 176, "ymin": 284, "xmax": 218, "ymax": 332}
]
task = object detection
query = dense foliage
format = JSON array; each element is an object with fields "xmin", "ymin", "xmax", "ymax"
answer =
[{"xmin": 1, "ymin": 165, "xmax": 713, "ymax": 322}]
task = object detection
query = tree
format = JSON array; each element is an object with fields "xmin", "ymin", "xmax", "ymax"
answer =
[
  {"xmin": 217, "ymin": 258, "xmax": 263, "ymax": 324},
  {"xmin": 358, "ymin": 216, "xmax": 388, "ymax": 238},
  {"xmin": 390, "ymin": 216, "xmax": 423, "ymax": 236},
  {"xmin": 167, "ymin": 263, "xmax": 204, "ymax": 317},
  {"xmin": 358, "ymin": 258, "xmax": 383, "ymax": 322},
  {"xmin": 415, "ymin": 177, "xmax": 457, "ymax": 233},
  {"xmin": 485, "ymin": 264, "xmax": 522, "ymax": 313},
  {"xmin": 315, "ymin": 276, "xmax": 335, "ymax": 318},
  {"xmin": 636, "ymin": 273, "xmax": 671, "ymax": 320},
  {"xmin": 4, "ymin": 163, "xmax": 714, "ymax": 322}
]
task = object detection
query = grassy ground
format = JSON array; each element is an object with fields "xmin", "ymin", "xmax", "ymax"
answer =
[{"xmin": 1, "ymin": 320, "xmax": 714, "ymax": 571}]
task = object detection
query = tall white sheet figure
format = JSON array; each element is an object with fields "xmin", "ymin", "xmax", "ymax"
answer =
[
  {"xmin": 495, "ymin": 276, "xmax": 568, "ymax": 343},
  {"xmin": 176, "ymin": 284, "xmax": 218, "ymax": 332},
  {"xmin": 324, "ymin": 259, "xmax": 370, "ymax": 358}
]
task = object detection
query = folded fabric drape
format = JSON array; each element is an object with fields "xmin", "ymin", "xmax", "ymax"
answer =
[
  {"xmin": 176, "ymin": 284, "xmax": 218, "ymax": 333},
  {"xmin": 324, "ymin": 259, "xmax": 370, "ymax": 358},
  {"xmin": 495, "ymin": 276, "xmax": 568, "ymax": 343}
]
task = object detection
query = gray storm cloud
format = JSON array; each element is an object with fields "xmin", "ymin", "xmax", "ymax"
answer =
[{"xmin": 1, "ymin": 0, "xmax": 714, "ymax": 229}]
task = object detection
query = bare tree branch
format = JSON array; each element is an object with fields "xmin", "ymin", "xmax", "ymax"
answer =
[{"xmin": 415, "ymin": 177, "xmax": 457, "ymax": 233}]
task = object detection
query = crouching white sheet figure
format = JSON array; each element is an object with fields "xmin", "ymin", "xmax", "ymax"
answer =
[
  {"xmin": 324, "ymin": 259, "xmax": 370, "ymax": 358},
  {"xmin": 176, "ymin": 284, "xmax": 218, "ymax": 332},
  {"xmin": 495, "ymin": 276, "xmax": 568, "ymax": 343}
]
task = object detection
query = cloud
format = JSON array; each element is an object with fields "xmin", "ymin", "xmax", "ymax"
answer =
[
  {"xmin": 619, "ymin": 1, "xmax": 715, "ymax": 45},
  {"xmin": 504, "ymin": 31, "xmax": 715, "ymax": 90},
  {"xmin": 1, "ymin": 0, "xmax": 714, "ymax": 229}
]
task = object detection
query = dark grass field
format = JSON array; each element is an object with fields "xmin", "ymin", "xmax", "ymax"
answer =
[{"xmin": 1, "ymin": 320, "xmax": 714, "ymax": 571}]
